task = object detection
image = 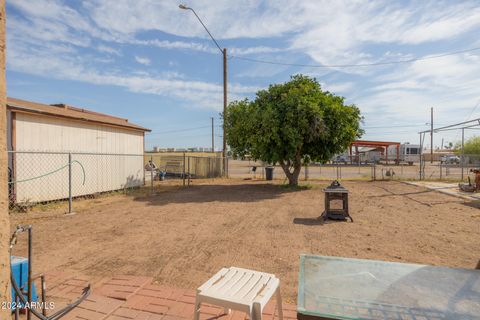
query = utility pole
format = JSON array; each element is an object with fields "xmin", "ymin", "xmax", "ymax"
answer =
[
  {"xmin": 430, "ymin": 107, "xmax": 433, "ymax": 163},
  {"xmin": 223, "ymin": 48, "xmax": 228, "ymax": 168},
  {"xmin": 0, "ymin": 0, "xmax": 10, "ymax": 316},
  {"xmin": 211, "ymin": 117, "xmax": 214, "ymax": 152},
  {"xmin": 441, "ymin": 138, "xmax": 444, "ymax": 151}
]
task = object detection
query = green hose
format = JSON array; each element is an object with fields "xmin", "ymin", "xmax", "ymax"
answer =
[{"xmin": 8, "ymin": 160, "xmax": 86, "ymax": 185}]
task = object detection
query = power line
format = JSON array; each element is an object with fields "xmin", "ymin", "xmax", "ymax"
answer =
[
  {"xmin": 147, "ymin": 125, "xmax": 211, "ymax": 135},
  {"xmin": 229, "ymin": 46, "xmax": 480, "ymax": 69},
  {"xmin": 464, "ymin": 98, "xmax": 480, "ymax": 122}
]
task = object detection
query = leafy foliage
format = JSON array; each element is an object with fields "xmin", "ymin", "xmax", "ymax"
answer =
[
  {"xmin": 225, "ymin": 75, "xmax": 363, "ymax": 185},
  {"xmin": 458, "ymin": 136, "xmax": 480, "ymax": 155}
]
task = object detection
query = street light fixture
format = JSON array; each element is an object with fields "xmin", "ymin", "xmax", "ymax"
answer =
[{"xmin": 179, "ymin": 4, "xmax": 228, "ymax": 174}]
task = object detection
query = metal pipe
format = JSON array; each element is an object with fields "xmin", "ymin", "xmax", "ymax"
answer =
[
  {"xmin": 27, "ymin": 227, "xmax": 32, "ymax": 320},
  {"xmin": 419, "ymin": 132, "xmax": 422, "ymax": 180},
  {"xmin": 430, "ymin": 107, "xmax": 433, "ymax": 163},
  {"xmin": 183, "ymin": 152, "xmax": 186, "ymax": 185},
  {"xmin": 68, "ymin": 153, "xmax": 72, "ymax": 214},
  {"xmin": 461, "ymin": 128, "xmax": 465, "ymax": 180},
  {"xmin": 188, "ymin": 156, "xmax": 191, "ymax": 186},
  {"xmin": 15, "ymin": 294, "xmax": 20, "ymax": 320},
  {"xmin": 41, "ymin": 274, "xmax": 46, "ymax": 316},
  {"xmin": 419, "ymin": 116, "xmax": 480, "ymax": 133},
  {"xmin": 7, "ymin": 150, "xmax": 144, "ymax": 156}
]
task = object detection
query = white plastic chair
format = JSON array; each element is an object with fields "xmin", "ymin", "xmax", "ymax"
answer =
[{"xmin": 194, "ymin": 267, "xmax": 283, "ymax": 320}]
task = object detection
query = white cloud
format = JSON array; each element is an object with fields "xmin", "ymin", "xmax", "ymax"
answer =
[
  {"xmin": 321, "ymin": 82, "xmax": 354, "ymax": 94},
  {"xmin": 97, "ymin": 44, "xmax": 121, "ymax": 55},
  {"xmin": 8, "ymin": 40, "xmax": 258, "ymax": 110},
  {"xmin": 11, "ymin": 0, "xmax": 480, "ymax": 69},
  {"xmin": 134, "ymin": 56, "xmax": 151, "ymax": 66},
  {"xmin": 7, "ymin": 0, "xmax": 480, "ymax": 138}
]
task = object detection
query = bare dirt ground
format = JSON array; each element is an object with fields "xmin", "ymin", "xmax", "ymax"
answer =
[{"xmin": 9, "ymin": 179, "xmax": 480, "ymax": 303}]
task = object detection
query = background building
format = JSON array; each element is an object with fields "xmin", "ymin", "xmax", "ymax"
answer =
[{"xmin": 7, "ymin": 97, "xmax": 150, "ymax": 203}]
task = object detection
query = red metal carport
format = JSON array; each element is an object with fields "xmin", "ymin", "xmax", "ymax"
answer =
[{"xmin": 349, "ymin": 140, "xmax": 400, "ymax": 163}]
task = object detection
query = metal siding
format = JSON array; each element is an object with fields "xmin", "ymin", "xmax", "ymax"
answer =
[{"xmin": 14, "ymin": 113, "xmax": 144, "ymax": 203}]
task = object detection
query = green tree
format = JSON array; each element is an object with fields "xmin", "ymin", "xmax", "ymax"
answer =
[
  {"xmin": 458, "ymin": 136, "xmax": 480, "ymax": 155},
  {"xmin": 225, "ymin": 75, "xmax": 363, "ymax": 186}
]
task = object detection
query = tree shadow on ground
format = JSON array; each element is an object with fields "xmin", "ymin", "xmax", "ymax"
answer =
[
  {"xmin": 130, "ymin": 183, "xmax": 305, "ymax": 206},
  {"xmin": 368, "ymin": 186, "xmax": 464, "ymax": 207},
  {"xmin": 461, "ymin": 200, "xmax": 480, "ymax": 210}
]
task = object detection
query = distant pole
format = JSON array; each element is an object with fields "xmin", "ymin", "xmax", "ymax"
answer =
[
  {"xmin": 223, "ymin": 48, "xmax": 228, "ymax": 172},
  {"xmin": 441, "ymin": 138, "xmax": 444, "ymax": 151},
  {"xmin": 211, "ymin": 117, "xmax": 214, "ymax": 152},
  {"xmin": 419, "ymin": 132, "xmax": 422, "ymax": 180},
  {"xmin": 461, "ymin": 128, "xmax": 465, "ymax": 180},
  {"xmin": 430, "ymin": 107, "xmax": 433, "ymax": 163}
]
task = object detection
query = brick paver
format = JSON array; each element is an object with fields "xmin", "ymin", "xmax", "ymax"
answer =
[
  {"xmin": 47, "ymin": 275, "xmax": 91, "ymax": 299},
  {"xmin": 95, "ymin": 275, "xmax": 153, "ymax": 300},
  {"xmin": 46, "ymin": 275, "xmax": 298, "ymax": 320}
]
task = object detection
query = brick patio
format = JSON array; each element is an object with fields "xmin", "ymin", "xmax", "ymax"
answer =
[{"xmin": 41, "ymin": 272, "xmax": 298, "ymax": 320}]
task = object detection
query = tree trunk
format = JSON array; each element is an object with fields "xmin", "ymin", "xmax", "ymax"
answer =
[
  {"xmin": 0, "ymin": 0, "xmax": 10, "ymax": 317},
  {"xmin": 279, "ymin": 160, "xmax": 302, "ymax": 186}
]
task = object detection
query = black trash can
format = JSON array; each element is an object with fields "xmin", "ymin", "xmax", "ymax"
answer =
[{"xmin": 265, "ymin": 166, "xmax": 274, "ymax": 180}]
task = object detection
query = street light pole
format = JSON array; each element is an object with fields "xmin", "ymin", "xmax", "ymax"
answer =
[{"xmin": 179, "ymin": 4, "xmax": 228, "ymax": 173}]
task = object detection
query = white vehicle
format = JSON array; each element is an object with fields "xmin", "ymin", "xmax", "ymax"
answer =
[{"xmin": 441, "ymin": 155, "xmax": 460, "ymax": 164}]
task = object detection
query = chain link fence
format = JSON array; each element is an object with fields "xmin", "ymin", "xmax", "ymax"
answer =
[
  {"xmin": 9, "ymin": 151, "xmax": 480, "ymax": 212},
  {"xmin": 228, "ymin": 160, "xmax": 376, "ymax": 181},
  {"xmin": 228, "ymin": 156, "xmax": 480, "ymax": 182},
  {"xmin": 8, "ymin": 151, "xmax": 225, "ymax": 213},
  {"xmin": 418, "ymin": 154, "xmax": 480, "ymax": 181}
]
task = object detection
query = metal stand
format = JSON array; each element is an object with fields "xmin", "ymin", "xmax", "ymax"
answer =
[
  {"xmin": 10, "ymin": 225, "xmax": 91, "ymax": 320},
  {"xmin": 321, "ymin": 181, "xmax": 353, "ymax": 222}
]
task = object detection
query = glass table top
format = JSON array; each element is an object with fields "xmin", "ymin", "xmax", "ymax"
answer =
[{"xmin": 297, "ymin": 254, "xmax": 480, "ymax": 320}]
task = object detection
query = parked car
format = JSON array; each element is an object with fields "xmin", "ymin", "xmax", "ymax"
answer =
[
  {"xmin": 333, "ymin": 155, "xmax": 348, "ymax": 164},
  {"xmin": 441, "ymin": 155, "xmax": 460, "ymax": 164}
]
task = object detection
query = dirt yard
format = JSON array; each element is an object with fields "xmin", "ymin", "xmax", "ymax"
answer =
[{"xmin": 9, "ymin": 179, "xmax": 480, "ymax": 303}]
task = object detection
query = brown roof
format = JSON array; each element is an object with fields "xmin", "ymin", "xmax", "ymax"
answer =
[{"xmin": 7, "ymin": 97, "xmax": 151, "ymax": 132}]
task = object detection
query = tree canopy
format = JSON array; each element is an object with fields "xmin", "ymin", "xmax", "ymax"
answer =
[
  {"xmin": 458, "ymin": 136, "xmax": 480, "ymax": 155},
  {"xmin": 225, "ymin": 75, "xmax": 363, "ymax": 185}
]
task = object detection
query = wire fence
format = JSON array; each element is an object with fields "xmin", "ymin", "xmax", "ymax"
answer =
[
  {"xmin": 227, "ymin": 155, "xmax": 480, "ymax": 182},
  {"xmin": 8, "ymin": 151, "xmax": 225, "ymax": 213},
  {"xmin": 8, "ymin": 151, "xmax": 480, "ymax": 212}
]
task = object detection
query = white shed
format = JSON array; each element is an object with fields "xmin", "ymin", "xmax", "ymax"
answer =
[{"xmin": 7, "ymin": 97, "xmax": 150, "ymax": 203}]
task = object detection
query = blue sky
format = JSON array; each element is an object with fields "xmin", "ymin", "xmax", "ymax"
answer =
[{"xmin": 6, "ymin": 0, "xmax": 480, "ymax": 150}]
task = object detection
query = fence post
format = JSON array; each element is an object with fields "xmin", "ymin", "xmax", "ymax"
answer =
[
  {"xmin": 226, "ymin": 156, "xmax": 229, "ymax": 178},
  {"xmin": 461, "ymin": 128, "xmax": 465, "ymax": 181},
  {"xmin": 188, "ymin": 156, "xmax": 191, "ymax": 186},
  {"xmin": 68, "ymin": 153, "xmax": 73, "ymax": 214},
  {"xmin": 150, "ymin": 155, "xmax": 154, "ymax": 193},
  {"xmin": 183, "ymin": 152, "xmax": 186, "ymax": 186}
]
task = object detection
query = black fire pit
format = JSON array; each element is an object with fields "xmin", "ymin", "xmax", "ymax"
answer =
[{"xmin": 321, "ymin": 180, "xmax": 353, "ymax": 222}]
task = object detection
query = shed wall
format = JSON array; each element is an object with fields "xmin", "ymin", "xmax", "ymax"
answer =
[{"xmin": 12, "ymin": 112, "xmax": 145, "ymax": 203}]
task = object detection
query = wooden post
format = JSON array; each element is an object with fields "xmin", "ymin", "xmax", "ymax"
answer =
[{"xmin": 0, "ymin": 0, "xmax": 11, "ymax": 316}]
